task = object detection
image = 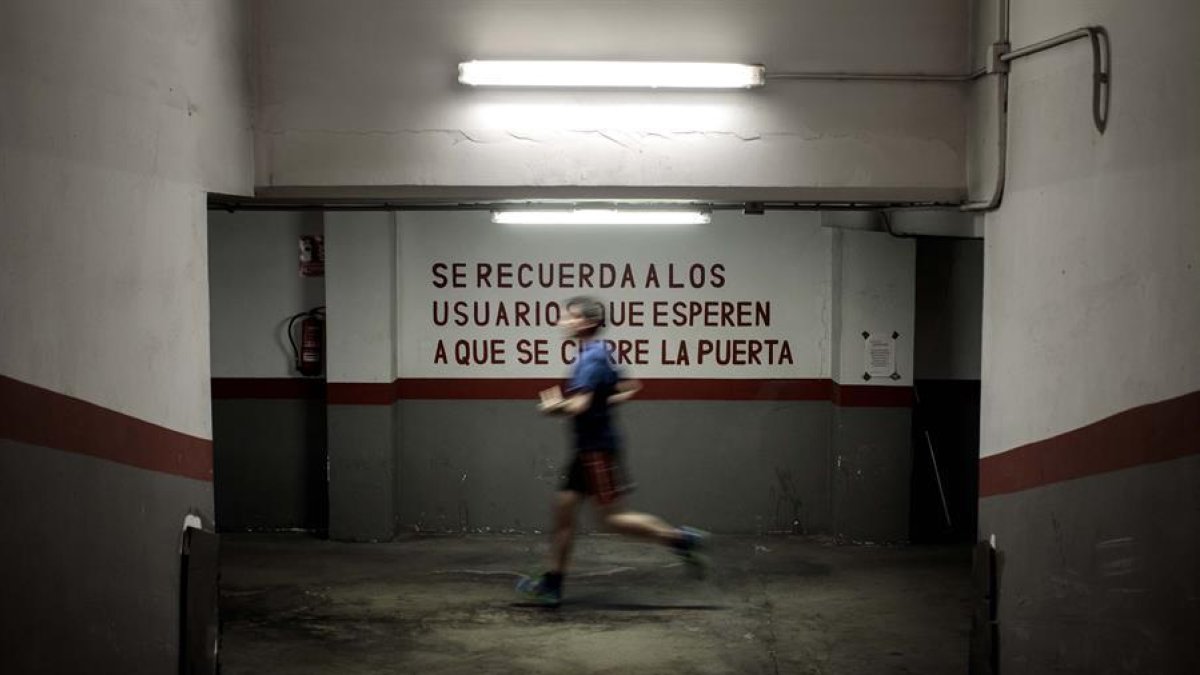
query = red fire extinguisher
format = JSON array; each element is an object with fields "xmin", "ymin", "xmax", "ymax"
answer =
[{"xmin": 288, "ymin": 307, "xmax": 325, "ymax": 377}]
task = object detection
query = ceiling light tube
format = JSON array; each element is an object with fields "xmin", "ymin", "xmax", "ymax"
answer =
[
  {"xmin": 459, "ymin": 60, "xmax": 766, "ymax": 89},
  {"xmin": 493, "ymin": 209, "xmax": 710, "ymax": 226}
]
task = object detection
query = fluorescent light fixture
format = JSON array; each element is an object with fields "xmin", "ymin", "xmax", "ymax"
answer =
[
  {"xmin": 493, "ymin": 209, "xmax": 710, "ymax": 226},
  {"xmin": 459, "ymin": 60, "xmax": 766, "ymax": 89}
]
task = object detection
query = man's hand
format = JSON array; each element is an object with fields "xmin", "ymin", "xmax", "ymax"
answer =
[
  {"xmin": 608, "ymin": 379, "xmax": 642, "ymax": 406},
  {"xmin": 538, "ymin": 386, "xmax": 564, "ymax": 413}
]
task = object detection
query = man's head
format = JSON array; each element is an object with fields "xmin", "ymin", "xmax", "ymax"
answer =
[{"xmin": 560, "ymin": 296, "xmax": 604, "ymax": 338}]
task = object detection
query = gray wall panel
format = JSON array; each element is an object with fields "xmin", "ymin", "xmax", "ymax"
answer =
[
  {"xmin": 396, "ymin": 400, "xmax": 573, "ymax": 533},
  {"xmin": 832, "ymin": 407, "xmax": 913, "ymax": 542},
  {"xmin": 0, "ymin": 440, "xmax": 213, "ymax": 674},
  {"xmin": 980, "ymin": 455, "xmax": 1200, "ymax": 675},
  {"xmin": 328, "ymin": 405, "xmax": 396, "ymax": 541},
  {"xmin": 617, "ymin": 401, "xmax": 833, "ymax": 534},
  {"xmin": 395, "ymin": 400, "xmax": 835, "ymax": 534},
  {"xmin": 212, "ymin": 398, "xmax": 327, "ymax": 532}
]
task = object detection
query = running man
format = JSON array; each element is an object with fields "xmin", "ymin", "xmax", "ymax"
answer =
[{"xmin": 517, "ymin": 296, "xmax": 708, "ymax": 606}]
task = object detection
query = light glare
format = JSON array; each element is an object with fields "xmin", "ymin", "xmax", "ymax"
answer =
[
  {"xmin": 459, "ymin": 61, "xmax": 766, "ymax": 89},
  {"xmin": 472, "ymin": 103, "xmax": 733, "ymax": 131}
]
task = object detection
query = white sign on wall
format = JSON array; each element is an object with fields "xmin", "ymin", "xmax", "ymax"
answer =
[
  {"xmin": 864, "ymin": 333, "xmax": 897, "ymax": 379},
  {"xmin": 396, "ymin": 211, "xmax": 833, "ymax": 379}
]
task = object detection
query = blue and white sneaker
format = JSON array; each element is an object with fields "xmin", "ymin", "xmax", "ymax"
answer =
[
  {"xmin": 515, "ymin": 573, "xmax": 562, "ymax": 607},
  {"xmin": 673, "ymin": 526, "xmax": 711, "ymax": 579}
]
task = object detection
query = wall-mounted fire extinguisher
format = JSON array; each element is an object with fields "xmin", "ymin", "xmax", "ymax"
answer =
[{"xmin": 287, "ymin": 307, "xmax": 326, "ymax": 377}]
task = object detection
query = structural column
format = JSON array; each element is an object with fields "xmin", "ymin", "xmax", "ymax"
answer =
[
  {"xmin": 828, "ymin": 228, "xmax": 917, "ymax": 542},
  {"xmin": 324, "ymin": 212, "xmax": 399, "ymax": 541}
]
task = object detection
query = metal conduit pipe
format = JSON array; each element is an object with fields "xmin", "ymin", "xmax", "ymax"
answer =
[
  {"xmin": 879, "ymin": 211, "xmax": 983, "ymax": 242},
  {"xmin": 1000, "ymin": 26, "xmax": 1111, "ymax": 133},
  {"xmin": 766, "ymin": 69, "xmax": 987, "ymax": 83},
  {"xmin": 961, "ymin": 0, "xmax": 1012, "ymax": 213},
  {"xmin": 209, "ymin": 200, "xmax": 968, "ymax": 213},
  {"xmin": 962, "ymin": 0, "xmax": 1110, "ymax": 212},
  {"xmin": 960, "ymin": 71, "xmax": 1010, "ymax": 213}
]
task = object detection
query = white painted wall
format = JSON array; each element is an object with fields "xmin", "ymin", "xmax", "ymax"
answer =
[
  {"xmin": 979, "ymin": 0, "xmax": 1200, "ymax": 456},
  {"xmin": 395, "ymin": 210, "xmax": 832, "ymax": 378},
  {"xmin": 253, "ymin": 0, "xmax": 968, "ymax": 199},
  {"xmin": 832, "ymin": 230, "xmax": 917, "ymax": 386},
  {"xmin": 208, "ymin": 211, "xmax": 326, "ymax": 378},
  {"xmin": 0, "ymin": 0, "xmax": 253, "ymax": 437},
  {"xmin": 314, "ymin": 210, "xmax": 916, "ymax": 386},
  {"xmin": 324, "ymin": 212, "xmax": 398, "ymax": 383}
]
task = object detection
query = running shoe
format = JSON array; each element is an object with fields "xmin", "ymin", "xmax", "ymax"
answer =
[
  {"xmin": 674, "ymin": 526, "xmax": 711, "ymax": 579},
  {"xmin": 515, "ymin": 573, "xmax": 562, "ymax": 607}
]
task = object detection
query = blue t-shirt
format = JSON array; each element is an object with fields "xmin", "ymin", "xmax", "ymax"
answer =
[{"xmin": 566, "ymin": 340, "xmax": 620, "ymax": 452}]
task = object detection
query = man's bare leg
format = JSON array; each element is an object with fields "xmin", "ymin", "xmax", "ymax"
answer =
[
  {"xmin": 596, "ymin": 500, "xmax": 683, "ymax": 546},
  {"xmin": 516, "ymin": 491, "xmax": 580, "ymax": 605},
  {"xmin": 597, "ymin": 500, "xmax": 710, "ymax": 578},
  {"xmin": 549, "ymin": 490, "xmax": 582, "ymax": 573}
]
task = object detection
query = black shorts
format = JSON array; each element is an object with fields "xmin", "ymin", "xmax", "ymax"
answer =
[{"xmin": 562, "ymin": 450, "xmax": 633, "ymax": 505}]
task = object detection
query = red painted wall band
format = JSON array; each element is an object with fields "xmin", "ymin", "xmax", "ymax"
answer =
[
  {"xmin": 211, "ymin": 377, "xmax": 325, "ymax": 400},
  {"xmin": 326, "ymin": 381, "xmax": 400, "ymax": 405},
  {"xmin": 0, "ymin": 375, "xmax": 213, "ymax": 482},
  {"xmin": 832, "ymin": 382, "xmax": 915, "ymax": 408},
  {"xmin": 980, "ymin": 389, "xmax": 1200, "ymax": 497},
  {"xmin": 311, "ymin": 377, "xmax": 911, "ymax": 405},
  {"xmin": 394, "ymin": 378, "xmax": 562, "ymax": 401}
]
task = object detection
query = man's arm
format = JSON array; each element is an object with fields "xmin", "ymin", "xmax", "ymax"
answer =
[
  {"xmin": 608, "ymin": 378, "xmax": 642, "ymax": 406},
  {"xmin": 539, "ymin": 386, "xmax": 593, "ymax": 416}
]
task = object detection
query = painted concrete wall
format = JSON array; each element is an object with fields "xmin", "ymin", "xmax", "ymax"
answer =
[
  {"xmin": 975, "ymin": 0, "xmax": 1200, "ymax": 671},
  {"xmin": 325, "ymin": 213, "xmax": 398, "ymax": 384},
  {"xmin": 2, "ymin": 1, "xmax": 252, "ymax": 436},
  {"xmin": 0, "ymin": 0, "xmax": 253, "ymax": 671},
  {"xmin": 209, "ymin": 211, "xmax": 326, "ymax": 378},
  {"xmin": 253, "ymin": 0, "xmax": 968, "ymax": 200},
  {"xmin": 211, "ymin": 398, "xmax": 327, "ymax": 531},
  {"xmin": 829, "ymin": 230, "xmax": 916, "ymax": 541},
  {"xmin": 832, "ymin": 229, "xmax": 916, "ymax": 385},
  {"xmin": 324, "ymin": 213, "xmax": 399, "ymax": 540},
  {"xmin": 0, "ymin": 441, "xmax": 215, "ymax": 674},
  {"xmin": 396, "ymin": 210, "xmax": 833, "ymax": 379},
  {"xmin": 313, "ymin": 211, "xmax": 916, "ymax": 539},
  {"xmin": 208, "ymin": 211, "xmax": 327, "ymax": 531},
  {"xmin": 396, "ymin": 400, "xmax": 834, "ymax": 535},
  {"xmin": 981, "ymin": 2, "xmax": 1200, "ymax": 456},
  {"xmin": 979, "ymin": 455, "xmax": 1200, "ymax": 673}
]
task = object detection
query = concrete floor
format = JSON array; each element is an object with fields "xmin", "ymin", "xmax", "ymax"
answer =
[{"xmin": 219, "ymin": 533, "xmax": 972, "ymax": 674}]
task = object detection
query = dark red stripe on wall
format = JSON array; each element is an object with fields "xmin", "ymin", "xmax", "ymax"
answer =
[
  {"xmin": 832, "ymin": 383, "xmax": 915, "ymax": 407},
  {"xmin": 321, "ymin": 377, "xmax": 909, "ymax": 405},
  {"xmin": 327, "ymin": 382, "xmax": 400, "ymax": 405},
  {"xmin": 0, "ymin": 375, "xmax": 212, "ymax": 481},
  {"xmin": 211, "ymin": 377, "xmax": 325, "ymax": 400},
  {"xmin": 393, "ymin": 378, "xmax": 563, "ymax": 400},
  {"xmin": 641, "ymin": 378, "xmax": 832, "ymax": 400},
  {"xmin": 980, "ymin": 389, "xmax": 1200, "ymax": 497},
  {"xmin": 325, "ymin": 379, "xmax": 565, "ymax": 404}
]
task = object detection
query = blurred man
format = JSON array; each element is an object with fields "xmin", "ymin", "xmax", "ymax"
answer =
[{"xmin": 517, "ymin": 296, "xmax": 708, "ymax": 607}]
